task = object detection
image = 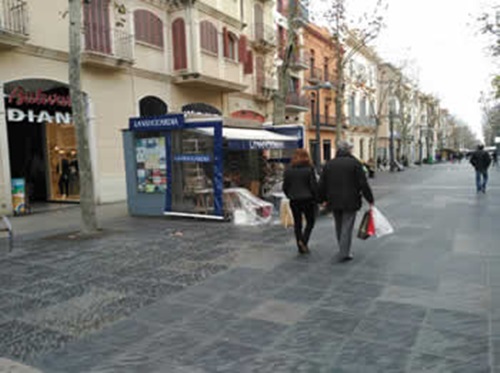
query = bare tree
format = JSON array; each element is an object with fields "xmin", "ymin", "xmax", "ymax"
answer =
[
  {"xmin": 272, "ymin": 0, "xmax": 307, "ymax": 125},
  {"xmin": 69, "ymin": 0, "xmax": 98, "ymax": 234},
  {"xmin": 321, "ymin": 0, "xmax": 387, "ymax": 145}
]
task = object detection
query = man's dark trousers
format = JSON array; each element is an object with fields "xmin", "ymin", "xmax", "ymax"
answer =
[
  {"xmin": 476, "ymin": 170, "xmax": 488, "ymax": 193},
  {"xmin": 333, "ymin": 210, "xmax": 357, "ymax": 258}
]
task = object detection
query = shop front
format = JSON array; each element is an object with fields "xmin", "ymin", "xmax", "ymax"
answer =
[
  {"xmin": 122, "ymin": 113, "xmax": 303, "ymax": 221},
  {"xmin": 2, "ymin": 79, "xmax": 81, "ymax": 214}
]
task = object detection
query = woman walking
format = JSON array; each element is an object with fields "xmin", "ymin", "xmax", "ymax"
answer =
[{"xmin": 283, "ymin": 149, "xmax": 318, "ymax": 254}]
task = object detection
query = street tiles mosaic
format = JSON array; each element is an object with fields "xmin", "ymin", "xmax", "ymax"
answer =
[{"xmin": 0, "ymin": 165, "xmax": 499, "ymax": 372}]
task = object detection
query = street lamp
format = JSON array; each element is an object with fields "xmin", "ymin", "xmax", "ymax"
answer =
[
  {"xmin": 303, "ymin": 81, "xmax": 333, "ymax": 171},
  {"xmin": 388, "ymin": 98, "xmax": 397, "ymax": 172}
]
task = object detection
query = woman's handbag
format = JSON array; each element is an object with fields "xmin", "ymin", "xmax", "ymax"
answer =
[{"xmin": 357, "ymin": 208, "xmax": 375, "ymax": 240}]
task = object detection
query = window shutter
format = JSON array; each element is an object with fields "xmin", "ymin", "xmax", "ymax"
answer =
[
  {"xmin": 173, "ymin": 18, "xmax": 187, "ymax": 70},
  {"xmin": 223, "ymin": 27, "xmax": 229, "ymax": 58},
  {"xmin": 244, "ymin": 50, "xmax": 253, "ymax": 74},
  {"xmin": 238, "ymin": 35, "xmax": 247, "ymax": 63}
]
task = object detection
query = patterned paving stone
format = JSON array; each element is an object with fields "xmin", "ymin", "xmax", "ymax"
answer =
[
  {"xmin": 319, "ymin": 291, "xmax": 377, "ymax": 315},
  {"xmin": 0, "ymin": 327, "xmax": 73, "ymax": 363},
  {"xmin": 179, "ymin": 339, "xmax": 261, "ymax": 372},
  {"xmin": 330, "ymin": 338, "xmax": 412, "ymax": 372},
  {"xmin": 245, "ymin": 300, "xmax": 311, "ymax": 326},
  {"xmin": 272, "ymin": 325, "xmax": 345, "ymax": 362},
  {"xmin": 221, "ymin": 318, "xmax": 288, "ymax": 348},
  {"xmin": 218, "ymin": 352, "xmax": 324, "ymax": 373},
  {"xmin": 295, "ymin": 308, "xmax": 361, "ymax": 336},
  {"xmin": 424, "ymin": 308, "xmax": 489, "ymax": 337},
  {"xmin": 353, "ymin": 317, "xmax": 421, "ymax": 349},
  {"xmin": 180, "ymin": 308, "xmax": 239, "ymax": 336},
  {"xmin": 0, "ymin": 358, "xmax": 43, "ymax": 373},
  {"xmin": 273, "ymin": 285, "xmax": 326, "ymax": 304},
  {"xmin": 366, "ymin": 300, "xmax": 427, "ymax": 325},
  {"xmin": 32, "ymin": 336, "xmax": 122, "ymax": 373},
  {"xmin": 414, "ymin": 327, "xmax": 489, "ymax": 362},
  {"xmin": 209, "ymin": 294, "xmax": 262, "ymax": 315},
  {"xmin": 408, "ymin": 354, "xmax": 491, "ymax": 373}
]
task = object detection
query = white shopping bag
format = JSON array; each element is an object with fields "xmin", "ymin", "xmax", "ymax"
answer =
[{"xmin": 371, "ymin": 206, "xmax": 394, "ymax": 238}]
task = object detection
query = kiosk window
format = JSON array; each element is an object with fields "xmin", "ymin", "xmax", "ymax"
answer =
[{"xmin": 135, "ymin": 134, "xmax": 167, "ymax": 193}]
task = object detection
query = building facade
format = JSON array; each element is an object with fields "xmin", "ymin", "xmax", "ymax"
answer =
[
  {"xmin": 344, "ymin": 33, "xmax": 380, "ymax": 163},
  {"xmin": 301, "ymin": 23, "xmax": 340, "ymax": 163},
  {"xmin": 0, "ymin": 0, "xmax": 277, "ymax": 215}
]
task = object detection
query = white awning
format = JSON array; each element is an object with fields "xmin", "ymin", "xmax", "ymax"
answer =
[
  {"xmin": 190, "ymin": 127, "xmax": 298, "ymax": 141},
  {"xmin": 189, "ymin": 127, "xmax": 299, "ymax": 150}
]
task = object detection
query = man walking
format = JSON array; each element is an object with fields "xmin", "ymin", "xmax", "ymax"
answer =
[
  {"xmin": 470, "ymin": 144, "xmax": 491, "ymax": 193},
  {"xmin": 319, "ymin": 141, "xmax": 374, "ymax": 262}
]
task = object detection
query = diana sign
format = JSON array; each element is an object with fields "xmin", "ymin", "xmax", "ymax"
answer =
[{"xmin": 7, "ymin": 108, "xmax": 72, "ymax": 124}]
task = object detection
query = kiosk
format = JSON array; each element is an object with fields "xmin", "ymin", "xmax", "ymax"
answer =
[{"xmin": 123, "ymin": 113, "xmax": 303, "ymax": 220}]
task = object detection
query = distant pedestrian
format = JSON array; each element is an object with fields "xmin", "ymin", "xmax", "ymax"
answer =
[
  {"xmin": 493, "ymin": 152, "xmax": 498, "ymax": 167},
  {"xmin": 470, "ymin": 144, "xmax": 491, "ymax": 193},
  {"xmin": 283, "ymin": 149, "xmax": 318, "ymax": 254},
  {"xmin": 319, "ymin": 141, "xmax": 374, "ymax": 262}
]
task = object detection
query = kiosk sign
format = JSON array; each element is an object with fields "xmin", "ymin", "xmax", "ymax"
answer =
[{"xmin": 129, "ymin": 114, "xmax": 184, "ymax": 131}]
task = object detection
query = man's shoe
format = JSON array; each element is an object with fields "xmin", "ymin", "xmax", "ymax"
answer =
[{"xmin": 339, "ymin": 254, "xmax": 353, "ymax": 262}]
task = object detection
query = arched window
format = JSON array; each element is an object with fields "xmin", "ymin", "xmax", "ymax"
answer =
[
  {"xmin": 182, "ymin": 103, "xmax": 222, "ymax": 115},
  {"xmin": 200, "ymin": 21, "xmax": 218, "ymax": 54},
  {"xmin": 134, "ymin": 10, "xmax": 164, "ymax": 48},
  {"xmin": 172, "ymin": 18, "xmax": 187, "ymax": 70},
  {"xmin": 139, "ymin": 96, "xmax": 168, "ymax": 117}
]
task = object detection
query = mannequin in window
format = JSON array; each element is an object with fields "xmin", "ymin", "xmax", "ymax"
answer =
[
  {"xmin": 69, "ymin": 152, "xmax": 79, "ymax": 196},
  {"xmin": 57, "ymin": 152, "xmax": 71, "ymax": 198}
]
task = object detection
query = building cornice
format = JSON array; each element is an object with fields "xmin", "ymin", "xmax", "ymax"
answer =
[{"xmin": 11, "ymin": 44, "xmax": 172, "ymax": 82}]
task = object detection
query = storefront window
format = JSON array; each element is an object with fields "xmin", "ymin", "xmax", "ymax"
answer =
[
  {"xmin": 45, "ymin": 122, "xmax": 79, "ymax": 201},
  {"xmin": 135, "ymin": 133, "xmax": 167, "ymax": 193},
  {"xmin": 170, "ymin": 130, "xmax": 214, "ymax": 214}
]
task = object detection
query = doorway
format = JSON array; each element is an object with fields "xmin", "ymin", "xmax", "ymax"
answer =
[{"xmin": 4, "ymin": 79, "xmax": 79, "ymax": 205}]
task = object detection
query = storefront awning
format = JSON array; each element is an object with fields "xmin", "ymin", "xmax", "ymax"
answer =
[{"xmin": 190, "ymin": 127, "xmax": 300, "ymax": 150}]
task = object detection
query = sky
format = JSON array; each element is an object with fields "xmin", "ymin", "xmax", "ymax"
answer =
[{"xmin": 314, "ymin": 0, "xmax": 498, "ymax": 139}]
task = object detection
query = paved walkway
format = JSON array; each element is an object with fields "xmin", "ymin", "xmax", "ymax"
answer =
[{"xmin": 0, "ymin": 163, "xmax": 499, "ymax": 372}]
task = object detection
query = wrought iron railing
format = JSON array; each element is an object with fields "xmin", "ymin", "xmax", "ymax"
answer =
[
  {"xmin": 307, "ymin": 67, "xmax": 323, "ymax": 82},
  {"xmin": 290, "ymin": 50, "xmax": 309, "ymax": 67},
  {"xmin": 83, "ymin": 24, "xmax": 133, "ymax": 61},
  {"xmin": 0, "ymin": 0, "xmax": 29, "ymax": 36},
  {"xmin": 253, "ymin": 23, "xmax": 276, "ymax": 46},
  {"xmin": 286, "ymin": 92, "xmax": 308, "ymax": 107}
]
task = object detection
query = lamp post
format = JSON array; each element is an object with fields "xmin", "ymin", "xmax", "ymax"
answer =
[
  {"xmin": 388, "ymin": 99, "xmax": 397, "ymax": 172},
  {"xmin": 303, "ymin": 82, "xmax": 333, "ymax": 171}
]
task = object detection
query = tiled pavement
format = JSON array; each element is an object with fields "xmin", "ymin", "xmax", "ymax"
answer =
[{"xmin": 0, "ymin": 163, "xmax": 499, "ymax": 372}]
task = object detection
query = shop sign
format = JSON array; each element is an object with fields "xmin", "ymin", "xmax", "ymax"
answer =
[
  {"xmin": 174, "ymin": 154, "xmax": 211, "ymax": 163},
  {"xmin": 7, "ymin": 87, "xmax": 72, "ymax": 107},
  {"xmin": 129, "ymin": 114, "xmax": 184, "ymax": 131},
  {"xmin": 7, "ymin": 108, "xmax": 72, "ymax": 124}
]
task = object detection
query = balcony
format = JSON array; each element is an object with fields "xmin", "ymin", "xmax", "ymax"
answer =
[
  {"xmin": 349, "ymin": 116, "xmax": 376, "ymax": 129},
  {"xmin": 0, "ymin": 0, "xmax": 29, "ymax": 49},
  {"xmin": 81, "ymin": 25, "xmax": 134, "ymax": 69},
  {"xmin": 255, "ymin": 77, "xmax": 278, "ymax": 102},
  {"xmin": 318, "ymin": 114, "xmax": 337, "ymax": 127},
  {"xmin": 173, "ymin": 53, "xmax": 247, "ymax": 93},
  {"xmin": 307, "ymin": 67, "xmax": 323, "ymax": 84},
  {"xmin": 289, "ymin": 50, "xmax": 309, "ymax": 71},
  {"xmin": 251, "ymin": 23, "xmax": 276, "ymax": 53},
  {"xmin": 285, "ymin": 92, "xmax": 308, "ymax": 112}
]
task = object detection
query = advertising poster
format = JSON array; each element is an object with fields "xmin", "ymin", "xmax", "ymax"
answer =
[
  {"xmin": 11, "ymin": 178, "xmax": 26, "ymax": 215},
  {"xmin": 136, "ymin": 137, "xmax": 167, "ymax": 193}
]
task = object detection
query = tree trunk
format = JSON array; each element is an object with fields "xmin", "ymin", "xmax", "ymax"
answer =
[
  {"xmin": 273, "ymin": 65, "xmax": 289, "ymax": 125},
  {"xmin": 335, "ymin": 51, "xmax": 343, "ymax": 146},
  {"xmin": 372, "ymin": 116, "xmax": 380, "ymax": 174},
  {"xmin": 69, "ymin": 0, "xmax": 99, "ymax": 234}
]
